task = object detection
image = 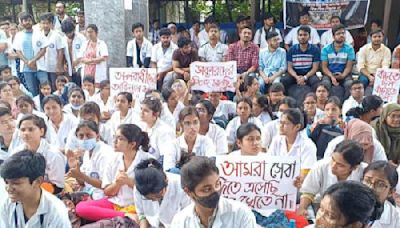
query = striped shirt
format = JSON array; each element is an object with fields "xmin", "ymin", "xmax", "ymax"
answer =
[
  {"xmin": 321, "ymin": 43, "xmax": 355, "ymax": 73},
  {"xmin": 287, "ymin": 43, "xmax": 320, "ymax": 75}
]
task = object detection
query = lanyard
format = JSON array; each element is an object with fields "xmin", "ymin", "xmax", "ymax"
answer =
[{"xmin": 14, "ymin": 203, "xmax": 44, "ymax": 227}]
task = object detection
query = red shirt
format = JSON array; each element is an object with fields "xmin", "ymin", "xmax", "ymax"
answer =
[{"xmin": 225, "ymin": 41, "xmax": 259, "ymax": 72}]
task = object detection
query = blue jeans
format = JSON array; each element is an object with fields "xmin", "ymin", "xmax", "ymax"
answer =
[
  {"xmin": 23, "ymin": 71, "xmax": 48, "ymax": 96},
  {"xmin": 257, "ymin": 74, "xmax": 281, "ymax": 94},
  {"xmin": 358, "ymin": 74, "xmax": 370, "ymax": 88}
]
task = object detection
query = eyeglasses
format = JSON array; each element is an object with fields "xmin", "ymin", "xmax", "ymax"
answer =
[{"xmin": 362, "ymin": 178, "xmax": 389, "ymax": 192}]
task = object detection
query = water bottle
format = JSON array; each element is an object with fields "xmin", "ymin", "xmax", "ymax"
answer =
[{"xmin": 289, "ymin": 219, "xmax": 296, "ymax": 228}]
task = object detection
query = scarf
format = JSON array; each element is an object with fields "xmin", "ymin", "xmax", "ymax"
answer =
[
  {"xmin": 345, "ymin": 119, "xmax": 374, "ymax": 163},
  {"xmin": 371, "ymin": 104, "xmax": 400, "ymax": 163}
]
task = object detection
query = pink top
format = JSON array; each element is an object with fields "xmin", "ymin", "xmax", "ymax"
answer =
[{"xmin": 84, "ymin": 41, "xmax": 97, "ymax": 77}]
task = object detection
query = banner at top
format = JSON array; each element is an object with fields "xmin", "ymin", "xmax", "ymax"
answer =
[{"xmin": 284, "ymin": 0, "xmax": 370, "ymax": 30}]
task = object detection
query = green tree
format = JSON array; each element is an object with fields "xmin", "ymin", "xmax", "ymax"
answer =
[{"xmin": 190, "ymin": 0, "xmax": 283, "ymax": 23}]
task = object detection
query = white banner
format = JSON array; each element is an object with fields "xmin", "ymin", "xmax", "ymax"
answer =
[
  {"xmin": 190, "ymin": 61, "xmax": 237, "ymax": 93},
  {"xmin": 109, "ymin": 68, "xmax": 157, "ymax": 101},
  {"xmin": 216, "ymin": 155, "xmax": 300, "ymax": 212},
  {"xmin": 373, "ymin": 68, "xmax": 400, "ymax": 103}
]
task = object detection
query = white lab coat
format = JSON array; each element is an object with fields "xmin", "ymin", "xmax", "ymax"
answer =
[
  {"xmin": 171, "ymin": 197, "xmax": 257, "ymax": 228},
  {"xmin": 268, "ymin": 133, "xmax": 317, "ymax": 169},
  {"xmin": 133, "ymin": 101, "xmax": 178, "ymax": 131},
  {"xmin": 138, "ymin": 119, "xmax": 176, "ymax": 161},
  {"xmin": 108, "ymin": 108, "xmax": 140, "ymax": 134},
  {"xmin": 263, "ymin": 119, "xmax": 309, "ymax": 150},
  {"xmin": 78, "ymin": 39, "xmax": 108, "ymax": 83},
  {"xmin": 163, "ymin": 102, "xmax": 185, "ymax": 126},
  {"xmin": 300, "ymin": 158, "xmax": 367, "ymax": 200},
  {"xmin": 11, "ymin": 139, "xmax": 66, "ymax": 188},
  {"xmin": 151, "ymin": 42, "xmax": 178, "ymax": 72},
  {"xmin": 64, "ymin": 32, "xmax": 87, "ymax": 76},
  {"xmin": 323, "ymin": 135, "xmax": 388, "ymax": 162},
  {"xmin": 13, "ymin": 30, "xmax": 48, "ymax": 71},
  {"xmin": 126, "ymin": 37, "xmax": 153, "ymax": 68},
  {"xmin": 164, "ymin": 134, "xmax": 216, "ymax": 171},
  {"xmin": 10, "ymin": 113, "xmax": 58, "ymax": 158},
  {"xmin": 205, "ymin": 123, "xmax": 228, "ymax": 155},
  {"xmin": 80, "ymin": 141, "xmax": 116, "ymax": 200},
  {"xmin": 225, "ymin": 116, "xmax": 264, "ymax": 146},
  {"xmin": 371, "ymin": 201, "xmax": 400, "ymax": 228},
  {"xmin": 134, "ymin": 172, "xmax": 191, "ymax": 228},
  {"xmin": 0, "ymin": 189, "xmax": 71, "ymax": 228},
  {"xmin": 342, "ymin": 96, "xmax": 363, "ymax": 118},
  {"xmin": 45, "ymin": 113, "xmax": 79, "ymax": 151},
  {"xmin": 90, "ymin": 92, "xmax": 115, "ymax": 114},
  {"xmin": 102, "ymin": 150, "xmax": 155, "ymax": 207},
  {"xmin": 257, "ymin": 112, "xmax": 273, "ymax": 127},
  {"xmin": 214, "ymin": 100, "xmax": 236, "ymax": 121},
  {"xmin": 40, "ymin": 30, "xmax": 65, "ymax": 73}
]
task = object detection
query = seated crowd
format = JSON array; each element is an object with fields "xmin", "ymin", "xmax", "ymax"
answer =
[{"xmin": 1, "ymin": 5, "xmax": 400, "ymax": 228}]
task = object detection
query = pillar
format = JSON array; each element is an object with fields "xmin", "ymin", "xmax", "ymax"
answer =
[{"xmin": 84, "ymin": 0, "xmax": 149, "ymax": 68}]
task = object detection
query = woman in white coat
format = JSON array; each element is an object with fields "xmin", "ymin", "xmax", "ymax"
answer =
[
  {"xmin": 196, "ymin": 100, "xmax": 228, "ymax": 155},
  {"xmin": 108, "ymin": 92, "xmax": 139, "ymax": 134},
  {"xmin": 171, "ymin": 156, "xmax": 257, "ymax": 228},
  {"xmin": 268, "ymin": 108, "xmax": 317, "ymax": 171},
  {"xmin": 230, "ymin": 123, "xmax": 264, "ymax": 156},
  {"xmin": 138, "ymin": 97, "xmax": 176, "ymax": 166},
  {"xmin": 134, "ymin": 158, "xmax": 191, "ymax": 228},
  {"xmin": 12, "ymin": 114, "xmax": 66, "ymax": 194},
  {"xmin": 75, "ymin": 124, "xmax": 153, "ymax": 221},
  {"xmin": 297, "ymin": 140, "xmax": 366, "ymax": 217},
  {"xmin": 43, "ymin": 95, "xmax": 78, "ymax": 152},
  {"xmin": 362, "ymin": 161, "xmax": 400, "ymax": 228},
  {"xmin": 66, "ymin": 120, "xmax": 115, "ymax": 200},
  {"xmin": 78, "ymin": 24, "xmax": 108, "ymax": 85},
  {"xmin": 165, "ymin": 106, "xmax": 216, "ymax": 171},
  {"xmin": 161, "ymin": 88, "xmax": 185, "ymax": 129},
  {"xmin": 226, "ymin": 97, "xmax": 263, "ymax": 152}
]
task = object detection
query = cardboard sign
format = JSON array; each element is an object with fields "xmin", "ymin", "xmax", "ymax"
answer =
[
  {"xmin": 109, "ymin": 68, "xmax": 157, "ymax": 101},
  {"xmin": 372, "ymin": 68, "xmax": 400, "ymax": 103},
  {"xmin": 190, "ymin": 61, "xmax": 237, "ymax": 92},
  {"xmin": 216, "ymin": 155, "xmax": 300, "ymax": 212}
]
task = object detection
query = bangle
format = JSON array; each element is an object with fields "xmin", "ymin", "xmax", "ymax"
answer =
[{"xmin": 139, "ymin": 215, "xmax": 146, "ymax": 221}]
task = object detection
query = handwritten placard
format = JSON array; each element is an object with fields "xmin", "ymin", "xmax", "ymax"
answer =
[
  {"xmin": 190, "ymin": 61, "xmax": 237, "ymax": 92},
  {"xmin": 216, "ymin": 155, "xmax": 300, "ymax": 212},
  {"xmin": 373, "ymin": 68, "xmax": 400, "ymax": 103},
  {"xmin": 109, "ymin": 68, "xmax": 157, "ymax": 101}
]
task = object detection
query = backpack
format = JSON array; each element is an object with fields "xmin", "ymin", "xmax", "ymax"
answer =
[
  {"xmin": 81, "ymin": 216, "xmax": 139, "ymax": 228},
  {"xmin": 310, "ymin": 123, "xmax": 343, "ymax": 160}
]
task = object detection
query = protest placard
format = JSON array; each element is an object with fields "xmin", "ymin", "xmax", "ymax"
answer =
[
  {"xmin": 216, "ymin": 155, "xmax": 300, "ymax": 212},
  {"xmin": 190, "ymin": 61, "xmax": 237, "ymax": 92},
  {"xmin": 109, "ymin": 68, "xmax": 157, "ymax": 101},
  {"xmin": 372, "ymin": 68, "xmax": 400, "ymax": 103}
]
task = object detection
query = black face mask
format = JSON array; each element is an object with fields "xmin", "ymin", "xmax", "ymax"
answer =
[{"xmin": 194, "ymin": 191, "xmax": 221, "ymax": 209}]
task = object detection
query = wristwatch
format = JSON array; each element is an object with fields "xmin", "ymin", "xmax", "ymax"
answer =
[{"xmin": 303, "ymin": 76, "xmax": 308, "ymax": 80}]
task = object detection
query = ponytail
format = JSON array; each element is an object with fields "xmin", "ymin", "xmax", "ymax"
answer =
[
  {"xmin": 139, "ymin": 131, "xmax": 150, "ymax": 152},
  {"xmin": 117, "ymin": 124, "xmax": 150, "ymax": 152}
]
